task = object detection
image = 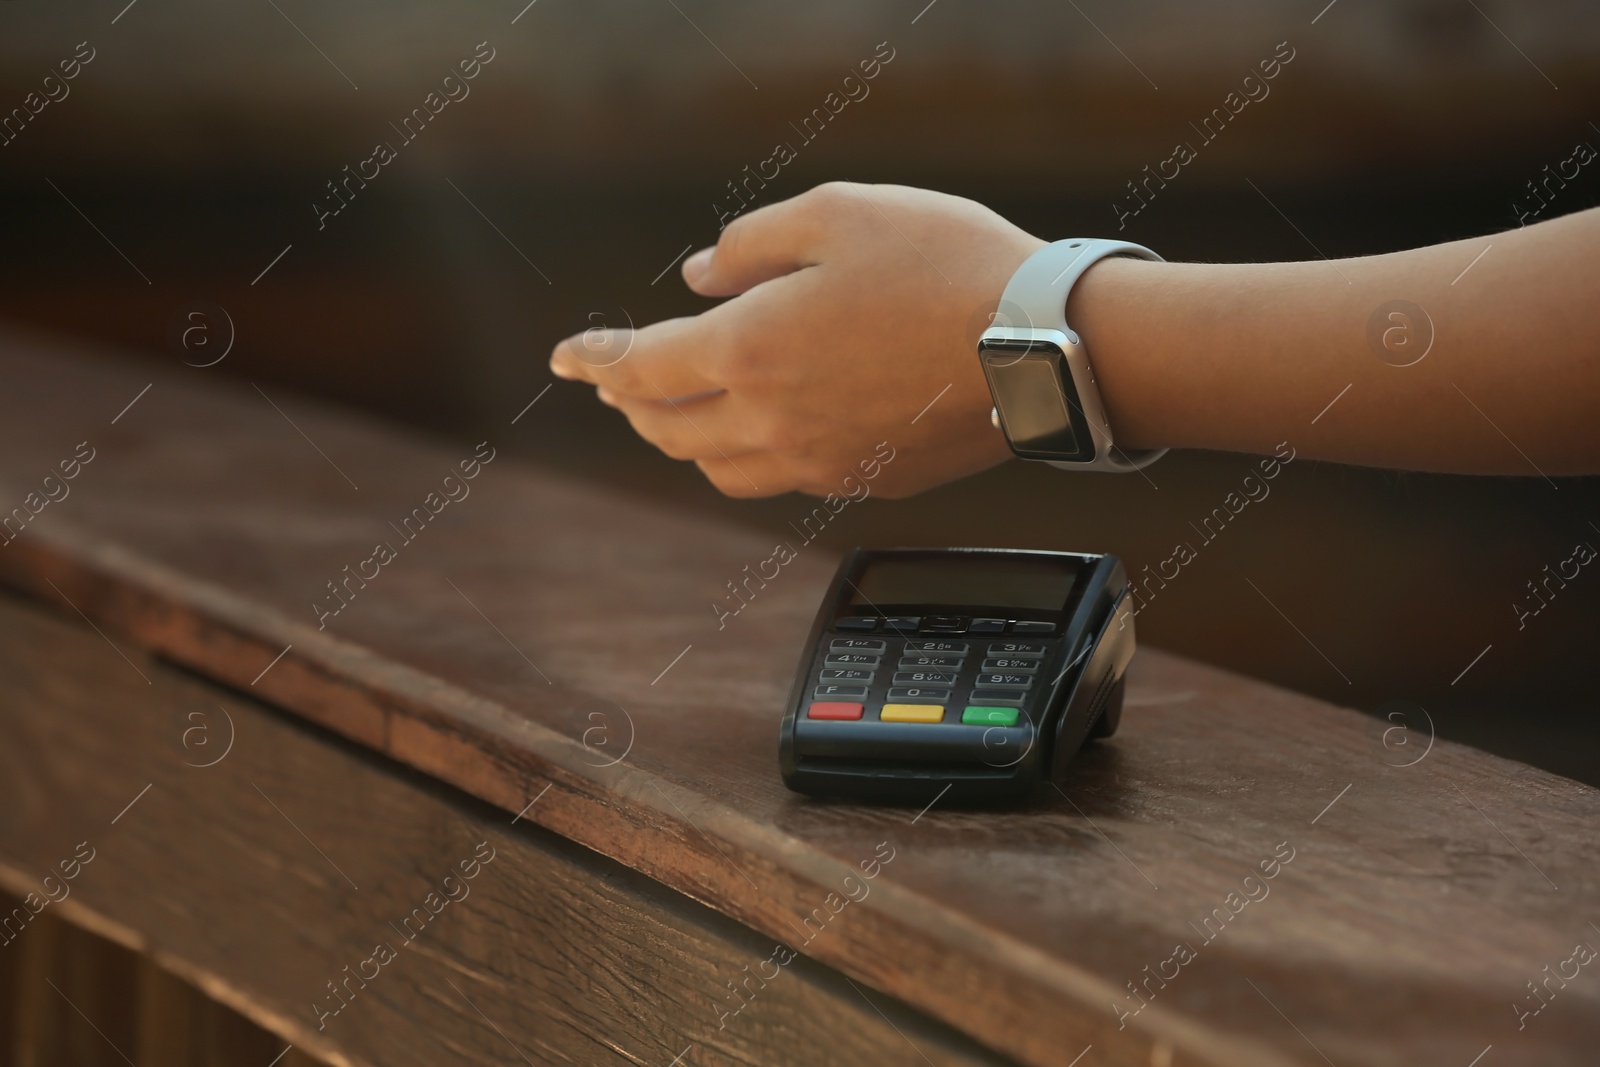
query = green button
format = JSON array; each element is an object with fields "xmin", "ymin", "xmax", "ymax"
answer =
[{"xmin": 962, "ymin": 706, "xmax": 1020, "ymax": 726}]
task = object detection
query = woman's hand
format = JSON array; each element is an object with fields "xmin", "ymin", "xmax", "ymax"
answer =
[{"xmin": 549, "ymin": 182, "xmax": 1044, "ymax": 499}]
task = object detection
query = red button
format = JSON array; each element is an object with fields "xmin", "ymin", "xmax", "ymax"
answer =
[{"xmin": 808, "ymin": 702, "xmax": 864, "ymax": 720}]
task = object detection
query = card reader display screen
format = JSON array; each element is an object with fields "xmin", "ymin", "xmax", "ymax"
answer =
[{"xmin": 851, "ymin": 556, "xmax": 1081, "ymax": 612}]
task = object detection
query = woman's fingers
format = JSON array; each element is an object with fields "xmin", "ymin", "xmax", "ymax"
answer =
[
  {"xmin": 556, "ymin": 182, "xmax": 1042, "ymax": 500},
  {"xmin": 600, "ymin": 389, "xmax": 764, "ymax": 463},
  {"xmin": 549, "ymin": 315, "xmax": 721, "ymax": 399},
  {"xmin": 683, "ymin": 192, "xmax": 828, "ymax": 297}
]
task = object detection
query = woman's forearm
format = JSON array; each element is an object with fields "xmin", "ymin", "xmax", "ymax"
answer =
[
  {"xmin": 552, "ymin": 184, "xmax": 1600, "ymax": 499},
  {"xmin": 1075, "ymin": 207, "xmax": 1600, "ymax": 474}
]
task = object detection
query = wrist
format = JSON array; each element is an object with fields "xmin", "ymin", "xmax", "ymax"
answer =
[{"xmin": 1065, "ymin": 255, "xmax": 1171, "ymax": 453}]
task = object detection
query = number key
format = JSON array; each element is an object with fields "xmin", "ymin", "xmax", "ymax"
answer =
[
  {"xmin": 982, "ymin": 657, "xmax": 1040, "ymax": 673},
  {"xmin": 989, "ymin": 641, "xmax": 1046, "ymax": 656},
  {"xmin": 904, "ymin": 640, "xmax": 968, "ymax": 654},
  {"xmin": 974, "ymin": 673, "xmax": 1034, "ymax": 689},
  {"xmin": 899, "ymin": 655, "xmax": 963, "ymax": 669},
  {"xmin": 830, "ymin": 637, "xmax": 886, "ymax": 653},
  {"xmin": 892, "ymin": 671, "xmax": 959, "ymax": 686}
]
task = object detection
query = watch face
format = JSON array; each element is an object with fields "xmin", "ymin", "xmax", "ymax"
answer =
[{"xmin": 980, "ymin": 339, "xmax": 1095, "ymax": 462}]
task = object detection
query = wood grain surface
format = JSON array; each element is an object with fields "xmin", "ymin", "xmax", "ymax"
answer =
[
  {"xmin": 1, "ymin": 335, "xmax": 1598, "ymax": 1066},
  {"xmin": 0, "ymin": 893, "xmax": 323, "ymax": 1067},
  {"xmin": 0, "ymin": 593, "xmax": 1006, "ymax": 1067}
]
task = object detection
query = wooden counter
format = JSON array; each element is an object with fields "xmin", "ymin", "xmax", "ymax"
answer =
[{"xmin": 1, "ymin": 334, "xmax": 1597, "ymax": 1066}]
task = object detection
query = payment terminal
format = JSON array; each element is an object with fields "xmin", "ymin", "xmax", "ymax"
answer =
[{"xmin": 779, "ymin": 548, "xmax": 1134, "ymax": 804}]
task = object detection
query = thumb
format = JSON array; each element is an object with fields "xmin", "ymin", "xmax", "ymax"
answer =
[{"xmin": 683, "ymin": 199, "xmax": 816, "ymax": 297}]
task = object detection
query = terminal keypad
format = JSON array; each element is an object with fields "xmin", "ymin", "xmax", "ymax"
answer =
[{"xmin": 805, "ymin": 632, "xmax": 1051, "ymax": 725}]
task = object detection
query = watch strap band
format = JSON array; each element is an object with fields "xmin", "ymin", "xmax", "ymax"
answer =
[
  {"xmin": 997, "ymin": 238, "xmax": 1165, "ymax": 472},
  {"xmin": 997, "ymin": 238, "xmax": 1161, "ymax": 334}
]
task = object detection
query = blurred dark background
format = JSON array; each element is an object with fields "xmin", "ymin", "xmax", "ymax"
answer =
[{"xmin": 2, "ymin": 0, "xmax": 1598, "ymax": 781}]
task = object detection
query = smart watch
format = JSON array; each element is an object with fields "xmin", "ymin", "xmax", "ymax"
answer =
[{"xmin": 978, "ymin": 239, "xmax": 1165, "ymax": 472}]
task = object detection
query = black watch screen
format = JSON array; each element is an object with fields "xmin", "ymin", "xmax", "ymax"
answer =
[{"xmin": 979, "ymin": 338, "xmax": 1095, "ymax": 463}]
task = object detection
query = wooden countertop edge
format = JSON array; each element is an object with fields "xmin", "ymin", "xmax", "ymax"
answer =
[
  {"xmin": 0, "ymin": 862, "xmax": 363, "ymax": 1067},
  {"xmin": 0, "ymin": 518, "xmax": 1304, "ymax": 1067}
]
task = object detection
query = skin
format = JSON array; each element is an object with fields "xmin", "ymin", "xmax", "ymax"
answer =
[{"xmin": 549, "ymin": 182, "xmax": 1600, "ymax": 497}]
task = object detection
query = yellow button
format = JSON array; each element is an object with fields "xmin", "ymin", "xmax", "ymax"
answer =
[{"xmin": 880, "ymin": 703, "xmax": 945, "ymax": 723}]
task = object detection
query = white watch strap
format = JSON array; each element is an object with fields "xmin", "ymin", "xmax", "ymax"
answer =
[
  {"xmin": 997, "ymin": 238, "xmax": 1161, "ymax": 333},
  {"xmin": 996, "ymin": 238, "xmax": 1165, "ymax": 472}
]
